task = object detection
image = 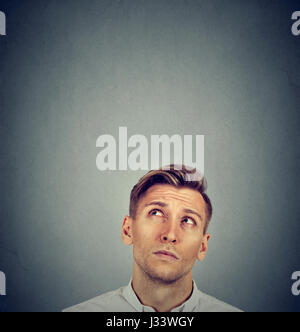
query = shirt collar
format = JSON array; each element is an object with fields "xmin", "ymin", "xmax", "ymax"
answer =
[{"xmin": 121, "ymin": 278, "xmax": 200, "ymax": 312}]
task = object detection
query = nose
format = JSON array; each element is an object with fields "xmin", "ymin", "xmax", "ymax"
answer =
[{"xmin": 160, "ymin": 220, "xmax": 178, "ymax": 244}]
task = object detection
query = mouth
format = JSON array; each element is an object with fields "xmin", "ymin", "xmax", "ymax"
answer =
[{"xmin": 153, "ymin": 250, "xmax": 179, "ymax": 261}]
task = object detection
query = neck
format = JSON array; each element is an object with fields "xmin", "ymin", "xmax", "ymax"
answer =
[{"xmin": 131, "ymin": 263, "xmax": 194, "ymax": 312}]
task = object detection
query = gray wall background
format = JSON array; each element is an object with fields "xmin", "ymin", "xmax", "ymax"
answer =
[{"xmin": 0, "ymin": 0, "xmax": 299, "ymax": 312}]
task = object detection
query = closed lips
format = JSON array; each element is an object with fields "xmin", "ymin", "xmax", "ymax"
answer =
[{"xmin": 154, "ymin": 250, "xmax": 178, "ymax": 259}]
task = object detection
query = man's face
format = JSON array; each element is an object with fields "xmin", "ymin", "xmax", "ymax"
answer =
[{"xmin": 122, "ymin": 184, "xmax": 210, "ymax": 284}]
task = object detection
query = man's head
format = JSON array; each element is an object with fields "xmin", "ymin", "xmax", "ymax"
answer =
[
  {"xmin": 122, "ymin": 165, "xmax": 213, "ymax": 284},
  {"xmin": 129, "ymin": 165, "xmax": 212, "ymax": 233}
]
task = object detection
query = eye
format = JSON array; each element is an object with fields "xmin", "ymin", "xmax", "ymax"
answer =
[
  {"xmin": 149, "ymin": 209, "xmax": 164, "ymax": 217},
  {"xmin": 182, "ymin": 217, "xmax": 196, "ymax": 226}
]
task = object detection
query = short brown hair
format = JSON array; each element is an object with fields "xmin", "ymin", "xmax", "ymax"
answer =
[{"xmin": 129, "ymin": 165, "xmax": 212, "ymax": 234}]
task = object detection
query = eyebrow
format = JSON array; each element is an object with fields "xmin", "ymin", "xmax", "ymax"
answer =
[
  {"xmin": 144, "ymin": 201, "xmax": 167, "ymax": 208},
  {"xmin": 143, "ymin": 201, "xmax": 203, "ymax": 221}
]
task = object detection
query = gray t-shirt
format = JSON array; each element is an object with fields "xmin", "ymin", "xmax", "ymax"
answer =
[{"xmin": 63, "ymin": 280, "xmax": 242, "ymax": 312}]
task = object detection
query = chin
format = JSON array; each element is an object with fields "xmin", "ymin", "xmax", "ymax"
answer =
[
  {"xmin": 146, "ymin": 268, "xmax": 184, "ymax": 284},
  {"xmin": 136, "ymin": 256, "xmax": 187, "ymax": 284}
]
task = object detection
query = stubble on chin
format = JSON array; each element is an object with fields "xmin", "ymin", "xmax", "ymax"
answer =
[{"xmin": 134, "ymin": 252, "xmax": 190, "ymax": 285}]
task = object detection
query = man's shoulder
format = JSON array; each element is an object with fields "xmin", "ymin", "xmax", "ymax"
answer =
[
  {"xmin": 63, "ymin": 286, "xmax": 129, "ymax": 312},
  {"xmin": 195, "ymin": 289, "xmax": 243, "ymax": 312}
]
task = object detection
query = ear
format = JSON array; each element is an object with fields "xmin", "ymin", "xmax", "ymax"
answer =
[
  {"xmin": 197, "ymin": 233, "xmax": 210, "ymax": 262},
  {"xmin": 121, "ymin": 216, "xmax": 133, "ymax": 246}
]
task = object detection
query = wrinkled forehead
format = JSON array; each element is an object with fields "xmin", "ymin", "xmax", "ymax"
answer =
[{"xmin": 137, "ymin": 184, "xmax": 206, "ymax": 215}]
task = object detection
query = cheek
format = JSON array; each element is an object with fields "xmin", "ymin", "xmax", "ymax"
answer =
[
  {"xmin": 133, "ymin": 217, "xmax": 160, "ymax": 236},
  {"xmin": 181, "ymin": 236, "xmax": 203, "ymax": 260},
  {"xmin": 132, "ymin": 222, "xmax": 157, "ymax": 247}
]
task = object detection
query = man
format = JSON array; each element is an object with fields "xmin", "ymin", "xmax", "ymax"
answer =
[{"xmin": 64, "ymin": 165, "xmax": 242, "ymax": 312}]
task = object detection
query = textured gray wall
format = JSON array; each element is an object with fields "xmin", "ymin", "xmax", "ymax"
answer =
[{"xmin": 0, "ymin": 0, "xmax": 299, "ymax": 311}]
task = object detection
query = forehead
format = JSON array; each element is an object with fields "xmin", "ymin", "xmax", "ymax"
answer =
[{"xmin": 138, "ymin": 184, "xmax": 206, "ymax": 214}]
